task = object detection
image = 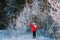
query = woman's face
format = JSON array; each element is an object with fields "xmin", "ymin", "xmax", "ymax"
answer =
[{"xmin": 32, "ymin": 23, "xmax": 35, "ymax": 25}]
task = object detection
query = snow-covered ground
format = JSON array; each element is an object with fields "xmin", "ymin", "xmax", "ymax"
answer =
[{"xmin": 0, "ymin": 30, "xmax": 53, "ymax": 40}]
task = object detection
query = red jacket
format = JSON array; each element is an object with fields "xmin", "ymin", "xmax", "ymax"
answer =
[{"xmin": 29, "ymin": 23, "xmax": 40, "ymax": 32}]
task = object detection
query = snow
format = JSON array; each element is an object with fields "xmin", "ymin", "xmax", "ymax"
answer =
[
  {"xmin": 48, "ymin": 0, "xmax": 60, "ymax": 25},
  {"xmin": 0, "ymin": 30, "xmax": 53, "ymax": 40}
]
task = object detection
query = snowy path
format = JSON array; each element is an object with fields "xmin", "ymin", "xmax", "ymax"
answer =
[{"xmin": 0, "ymin": 30, "xmax": 53, "ymax": 40}]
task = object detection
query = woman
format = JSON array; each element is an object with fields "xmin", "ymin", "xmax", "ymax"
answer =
[{"xmin": 28, "ymin": 22, "xmax": 40, "ymax": 38}]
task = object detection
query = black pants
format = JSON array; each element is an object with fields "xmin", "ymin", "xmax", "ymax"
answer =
[{"xmin": 33, "ymin": 32, "xmax": 36, "ymax": 38}]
